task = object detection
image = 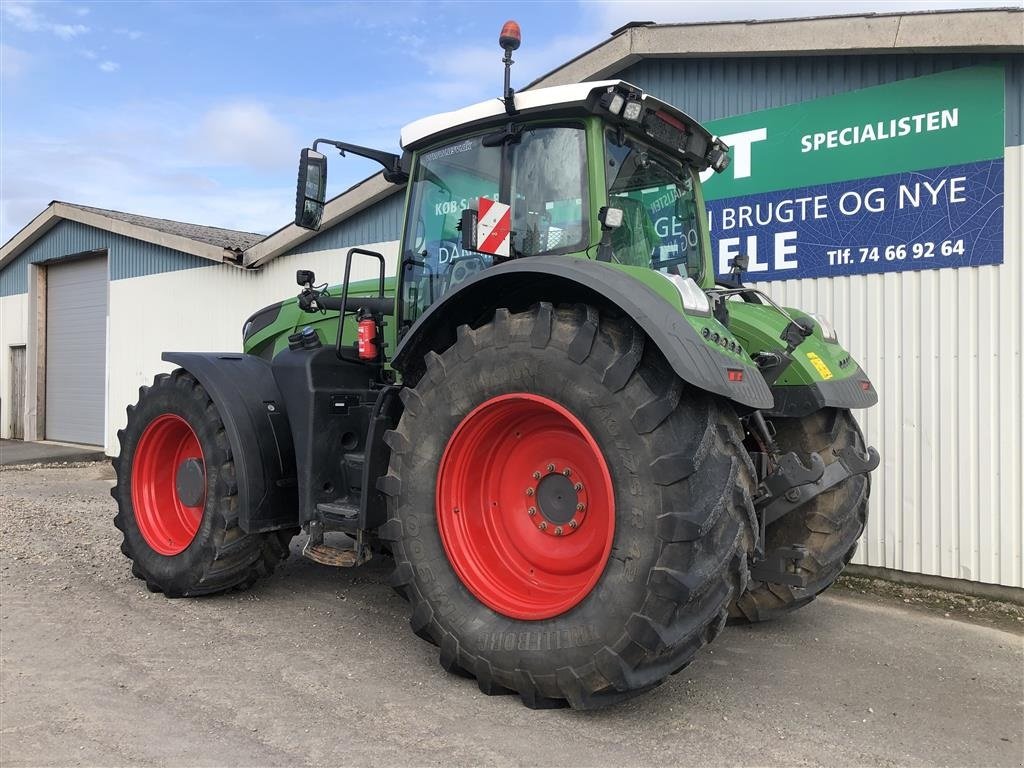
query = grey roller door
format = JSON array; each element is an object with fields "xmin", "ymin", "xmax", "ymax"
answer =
[{"xmin": 46, "ymin": 255, "xmax": 107, "ymax": 445}]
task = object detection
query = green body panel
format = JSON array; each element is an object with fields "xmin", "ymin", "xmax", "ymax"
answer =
[
  {"xmin": 243, "ymin": 277, "xmax": 398, "ymax": 362},
  {"xmin": 726, "ymin": 301, "xmax": 859, "ymax": 386}
]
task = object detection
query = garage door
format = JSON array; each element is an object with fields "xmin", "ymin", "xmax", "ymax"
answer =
[{"xmin": 46, "ymin": 255, "xmax": 107, "ymax": 445}]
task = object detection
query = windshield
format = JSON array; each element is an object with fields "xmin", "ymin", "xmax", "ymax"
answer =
[
  {"xmin": 605, "ymin": 131, "xmax": 704, "ymax": 280},
  {"xmin": 399, "ymin": 125, "xmax": 588, "ymax": 326}
]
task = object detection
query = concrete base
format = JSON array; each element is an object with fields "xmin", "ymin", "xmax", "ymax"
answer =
[
  {"xmin": 845, "ymin": 564, "xmax": 1024, "ymax": 606},
  {"xmin": 0, "ymin": 439, "xmax": 105, "ymax": 466}
]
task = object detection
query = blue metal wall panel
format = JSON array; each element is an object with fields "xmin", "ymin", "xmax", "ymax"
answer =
[
  {"xmin": 0, "ymin": 219, "xmax": 212, "ymax": 296},
  {"xmin": 620, "ymin": 53, "xmax": 1022, "ymax": 147},
  {"xmin": 286, "ymin": 190, "xmax": 405, "ymax": 256}
]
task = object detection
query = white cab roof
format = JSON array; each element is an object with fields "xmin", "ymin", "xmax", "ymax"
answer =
[{"xmin": 400, "ymin": 80, "xmax": 624, "ymax": 149}]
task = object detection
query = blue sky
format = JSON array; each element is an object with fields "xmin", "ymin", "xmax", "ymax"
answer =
[{"xmin": 1, "ymin": 0, "xmax": 1016, "ymax": 241}]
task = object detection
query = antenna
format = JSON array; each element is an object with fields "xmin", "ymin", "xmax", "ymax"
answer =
[{"xmin": 499, "ymin": 20, "xmax": 521, "ymax": 116}]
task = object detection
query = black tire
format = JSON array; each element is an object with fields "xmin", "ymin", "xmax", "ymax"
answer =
[
  {"xmin": 380, "ymin": 304, "xmax": 758, "ymax": 709},
  {"xmin": 731, "ymin": 408, "xmax": 869, "ymax": 623},
  {"xmin": 112, "ymin": 369, "xmax": 295, "ymax": 597}
]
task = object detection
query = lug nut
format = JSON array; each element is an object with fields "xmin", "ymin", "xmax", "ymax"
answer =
[
  {"xmin": 527, "ymin": 507, "xmax": 537, "ymax": 516},
  {"xmin": 546, "ymin": 463, "xmax": 555, "ymax": 472},
  {"xmin": 538, "ymin": 522, "xmax": 548, "ymax": 531},
  {"xmin": 574, "ymin": 483, "xmax": 583, "ymax": 492},
  {"xmin": 526, "ymin": 487, "xmax": 535, "ymax": 496},
  {"xmin": 569, "ymin": 520, "xmax": 578, "ymax": 529},
  {"xmin": 576, "ymin": 503, "xmax": 585, "ymax": 512},
  {"xmin": 562, "ymin": 468, "xmax": 572, "ymax": 476},
  {"xmin": 533, "ymin": 471, "xmax": 541, "ymax": 479},
  {"xmin": 554, "ymin": 526, "xmax": 563, "ymax": 536}
]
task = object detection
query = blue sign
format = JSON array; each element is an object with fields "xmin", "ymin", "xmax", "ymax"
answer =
[{"xmin": 707, "ymin": 158, "xmax": 1004, "ymax": 281}]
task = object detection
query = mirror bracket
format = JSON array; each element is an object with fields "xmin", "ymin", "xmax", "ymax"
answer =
[{"xmin": 313, "ymin": 138, "xmax": 408, "ymax": 184}]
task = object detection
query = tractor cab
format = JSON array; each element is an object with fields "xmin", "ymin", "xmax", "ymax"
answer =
[{"xmin": 394, "ymin": 79, "xmax": 730, "ymax": 330}]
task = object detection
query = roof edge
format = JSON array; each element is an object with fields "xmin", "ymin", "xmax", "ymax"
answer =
[
  {"xmin": 528, "ymin": 8, "xmax": 1024, "ymax": 89},
  {"xmin": 0, "ymin": 202, "xmax": 242, "ymax": 272}
]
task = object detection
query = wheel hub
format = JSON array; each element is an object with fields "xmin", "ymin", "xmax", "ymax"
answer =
[
  {"xmin": 175, "ymin": 458, "xmax": 206, "ymax": 508},
  {"xmin": 528, "ymin": 465, "xmax": 586, "ymax": 536}
]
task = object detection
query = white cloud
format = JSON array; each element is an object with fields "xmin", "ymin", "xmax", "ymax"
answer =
[
  {"xmin": 114, "ymin": 28, "xmax": 143, "ymax": 40},
  {"xmin": 2, "ymin": 1, "xmax": 91, "ymax": 38},
  {"xmin": 191, "ymin": 102, "xmax": 296, "ymax": 171},
  {"xmin": 0, "ymin": 103, "xmax": 300, "ymax": 239},
  {"xmin": 2, "ymin": 1, "xmax": 41, "ymax": 31},
  {"xmin": 0, "ymin": 44, "xmax": 30, "ymax": 80},
  {"xmin": 98, "ymin": 60, "xmax": 119, "ymax": 72},
  {"xmin": 51, "ymin": 23, "xmax": 88, "ymax": 40}
]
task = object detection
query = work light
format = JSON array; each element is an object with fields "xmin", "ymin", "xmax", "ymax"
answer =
[
  {"xmin": 622, "ymin": 100, "xmax": 642, "ymax": 121},
  {"xmin": 808, "ymin": 313, "xmax": 838, "ymax": 342}
]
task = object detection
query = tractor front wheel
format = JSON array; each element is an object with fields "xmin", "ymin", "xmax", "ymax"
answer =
[
  {"xmin": 112, "ymin": 370, "xmax": 294, "ymax": 597},
  {"xmin": 381, "ymin": 304, "xmax": 757, "ymax": 708},
  {"xmin": 731, "ymin": 408, "xmax": 870, "ymax": 622}
]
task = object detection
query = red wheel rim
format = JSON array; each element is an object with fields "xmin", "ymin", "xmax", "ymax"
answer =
[
  {"xmin": 436, "ymin": 394, "xmax": 615, "ymax": 620},
  {"xmin": 131, "ymin": 414, "xmax": 205, "ymax": 556}
]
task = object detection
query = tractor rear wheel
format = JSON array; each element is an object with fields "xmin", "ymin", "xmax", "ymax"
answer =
[
  {"xmin": 730, "ymin": 408, "xmax": 869, "ymax": 622},
  {"xmin": 112, "ymin": 369, "xmax": 294, "ymax": 597},
  {"xmin": 381, "ymin": 304, "xmax": 757, "ymax": 708}
]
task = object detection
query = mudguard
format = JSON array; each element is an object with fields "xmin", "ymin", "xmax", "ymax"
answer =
[
  {"xmin": 391, "ymin": 255, "xmax": 774, "ymax": 410},
  {"xmin": 767, "ymin": 367, "xmax": 878, "ymax": 417},
  {"xmin": 162, "ymin": 352, "xmax": 299, "ymax": 534},
  {"xmin": 725, "ymin": 302, "xmax": 878, "ymax": 417}
]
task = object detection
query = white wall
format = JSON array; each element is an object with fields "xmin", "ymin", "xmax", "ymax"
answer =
[
  {"xmin": 105, "ymin": 240, "xmax": 399, "ymax": 454},
  {"xmin": 750, "ymin": 145, "xmax": 1023, "ymax": 589},
  {"xmin": 0, "ymin": 292, "xmax": 29, "ymax": 439}
]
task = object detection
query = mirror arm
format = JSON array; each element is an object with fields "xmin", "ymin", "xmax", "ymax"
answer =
[{"xmin": 312, "ymin": 138, "xmax": 408, "ymax": 183}]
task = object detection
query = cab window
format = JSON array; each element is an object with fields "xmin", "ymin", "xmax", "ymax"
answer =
[{"xmin": 605, "ymin": 132, "xmax": 704, "ymax": 280}]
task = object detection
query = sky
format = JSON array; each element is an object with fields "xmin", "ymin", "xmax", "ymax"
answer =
[{"xmin": 1, "ymin": 0, "xmax": 1019, "ymax": 242}]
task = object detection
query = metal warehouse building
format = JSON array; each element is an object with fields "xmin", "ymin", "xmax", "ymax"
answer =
[{"xmin": 1, "ymin": 9, "xmax": 1021, "ymax": 594}]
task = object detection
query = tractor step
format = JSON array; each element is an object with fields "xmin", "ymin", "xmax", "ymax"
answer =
[
  {"xmin": 301, "ymin": 526, "xmax": 371, "ymax": 568},
  {"xmin": 302, "ymin": 541, "xmax": 361, "ymax": 567}
]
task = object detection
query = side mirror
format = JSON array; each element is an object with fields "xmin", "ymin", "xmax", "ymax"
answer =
[{"xmin": 294, "ymin": 148, "xmax": 327, "ymax": 230}]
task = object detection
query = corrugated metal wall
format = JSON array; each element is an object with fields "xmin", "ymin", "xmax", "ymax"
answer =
[
  {"xmin": 0, "ymin": 219, "xmax": 212, "ymax": 296},
  {"xmin": 621, "ymin": 53, "xmax": 1024, "ymax": 588}
]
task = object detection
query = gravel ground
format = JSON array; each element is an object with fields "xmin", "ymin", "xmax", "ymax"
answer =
[{"xmin": 1, "ymin": 463, "xmax": 1022, "ymax": 767}]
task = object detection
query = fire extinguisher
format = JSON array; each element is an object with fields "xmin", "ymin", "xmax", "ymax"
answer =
[{"xmin": 357, "ymin": 312, "xmax": 379, "ymax": 361}]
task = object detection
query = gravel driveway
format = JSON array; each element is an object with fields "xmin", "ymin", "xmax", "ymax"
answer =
[{"xmin": 2, "ymin": 463, "xmax": 1021, "ymax": 767}]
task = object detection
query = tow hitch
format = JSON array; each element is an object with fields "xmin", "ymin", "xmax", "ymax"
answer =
[{"xmin": 748, "ymin": 414, "xmax": 880, "ymax": 586}]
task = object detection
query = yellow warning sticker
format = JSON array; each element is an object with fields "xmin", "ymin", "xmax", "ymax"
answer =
[{"xmin": 806, "ymin": 352, "xmax": 834, "ymax": 380}]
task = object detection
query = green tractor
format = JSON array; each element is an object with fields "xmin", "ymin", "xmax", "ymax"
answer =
[{"xmin": 112, "ymin": 23, "xmax": 878, "ymax": 709}]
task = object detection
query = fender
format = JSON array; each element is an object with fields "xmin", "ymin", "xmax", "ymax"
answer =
[
  {"xmin": 768, "ymin": 368, "xmax": 878, "ymax": 418},
  {"xmin": 162, "ymin": 352, "xmax": 299, "ymax": 534},
  {"xmin": 391, "ymin": 256, "xmax": 774, "ymax": 410}
]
